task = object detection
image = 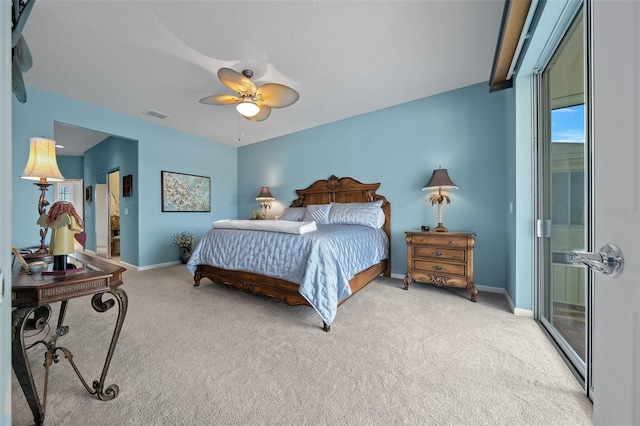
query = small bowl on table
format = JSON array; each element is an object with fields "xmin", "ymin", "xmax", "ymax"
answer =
[{"xmin": 28, "ymin": 261, "xmax": 48, "ymax": 278}]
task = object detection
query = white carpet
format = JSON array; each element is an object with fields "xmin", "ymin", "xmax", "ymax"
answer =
[{"xmin": 12, "ymin": 264, "xmax": 592, "ymax": 425}]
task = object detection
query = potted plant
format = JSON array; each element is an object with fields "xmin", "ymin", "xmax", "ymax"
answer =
[
  {"xmin": 172, "ymin": 231, "xmax": 195, "ymax": 264},
  {"xmin": 249, "ymin": 210, "xmax": 266, "ymax": 220}
]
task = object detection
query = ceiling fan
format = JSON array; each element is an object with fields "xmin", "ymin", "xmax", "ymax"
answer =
[
  {"xmin": 12, "ymin": 0, "xmax": 36, "ymax": 103},
  {"xmin": 199, "ymin": 68, "xmax": 299, "ymax": 122}
]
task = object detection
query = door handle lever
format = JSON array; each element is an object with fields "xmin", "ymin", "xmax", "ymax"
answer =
[{"xmin": 569, "ymin": 243, "xmax": 624, "ymax": 277}]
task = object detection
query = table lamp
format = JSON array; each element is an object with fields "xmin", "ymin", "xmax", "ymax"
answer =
[
  {"xmin": 422, "ymin": 167, "xmax": 457, "ymax": 232},
  {"xmin": 255, "ymin": 186, "xmax": 275, "ymax": 217},
  {"xmin": 20, "ymin": 137, "xmax": 65, "ymax": 254}
]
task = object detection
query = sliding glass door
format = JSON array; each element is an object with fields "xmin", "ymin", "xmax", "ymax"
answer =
[{"xmin": 536, "ymin": 6, "xmax": 590, "ymax": 383}]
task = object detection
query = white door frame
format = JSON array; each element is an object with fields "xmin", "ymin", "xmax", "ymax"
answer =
[{"xmin": 0, "ymin": 2, "xmax": 13, "ymax": 422}]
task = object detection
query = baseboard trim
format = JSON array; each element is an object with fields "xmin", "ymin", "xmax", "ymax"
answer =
[
  {"xmin": 119, "ymin": 260, "xmax": 139, "ymax": 271},
  {"xmin": 137, "ymin": 260, "xmax": 182, "ymax": 271},
  {"xmin": 504, "ymin": 290, "xmax": 534, "ymax": 317},
  {"xmin": 514, "ymin": 308, "xmax": 534, "ymax": 318},
  {"xmin": 476, "ymin": 284, "xmax": 504, "ymax": 294}
]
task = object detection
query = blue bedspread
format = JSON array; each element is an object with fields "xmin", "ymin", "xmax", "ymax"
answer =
[{"xmin": 187, "ymin": 224, "xmax": 389, "ymax": 325}]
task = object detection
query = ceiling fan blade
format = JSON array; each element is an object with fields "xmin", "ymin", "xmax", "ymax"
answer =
[
  {"xmin": 256, "ymin": 83, "xmax": 299, "ymax": 108},
  {"xmin": 11, "ymin": 0, "xmax": 36, "ymax": 48},
  {"xmin": 244, "ymin": 105, "xmax": 271, "ymax": 122},
  {"xmin": 217, "ymin": 68, "xmax": 256, "ymax": 95},
  {"xmin": 199, "ymin": 94, "xmax": 240, "ymax": 105},
  {"xmin": 15, "ymin": 35, "xmax": 32, "ymax": 73},
  {"xmin": 12, "ymin": 53, "xmax": 27, "ymax": 103}
]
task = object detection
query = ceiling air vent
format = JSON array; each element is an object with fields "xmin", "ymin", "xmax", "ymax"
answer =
[{"xmin": 143, "ymin": 109, "xmax": 170, "ymax": 120}]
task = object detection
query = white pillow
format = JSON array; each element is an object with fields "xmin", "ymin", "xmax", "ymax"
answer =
[
  {"xmin": 279, "ymin": 207, "xmax": 306, "ymax": 221},
  {"xmin": 328, "ymin": 200, "xmax": 385, "ymax": 229},
  {"xmin": 303, "ymin": 204, "xmax": 332, "ymax": 224}
]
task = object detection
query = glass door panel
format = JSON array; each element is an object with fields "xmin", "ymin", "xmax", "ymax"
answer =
[{"xmin": 539, "ymin": 8, "xmax": 588, "ymax": 376}]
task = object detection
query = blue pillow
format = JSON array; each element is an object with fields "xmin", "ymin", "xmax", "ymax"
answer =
[
  {"xmin": 328, "ymin": 200, "xmax": 384, "ymax": 228},
  {"xmin": 303, "ymin": 204, "xmax": 332, "ymax": 224},
  {"xmin": 279, "ymin": 207, "xmax": 306, "ymax": 221}
]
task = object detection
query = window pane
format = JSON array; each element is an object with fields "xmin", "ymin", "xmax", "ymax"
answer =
[
  {"xmin": 58, "ymin": 185, "xmax": 71, "ymax": 201},
  {"xmin": 571, "ymin": 171, "xmax": 584, "ymax": 225},
  {"xmin": 552, "ymin": 172, "xmax": 569, "ymax": 225}
]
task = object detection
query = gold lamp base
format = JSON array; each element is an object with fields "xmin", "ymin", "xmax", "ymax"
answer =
[{"xmin": 433, "ymin": 223, "xmax": 448, "ymax": 232}]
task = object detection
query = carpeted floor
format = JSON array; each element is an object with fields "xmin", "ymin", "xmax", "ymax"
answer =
[{"xmin": 12, "ymin": 264, "xmax": 592, "ymax": 425}]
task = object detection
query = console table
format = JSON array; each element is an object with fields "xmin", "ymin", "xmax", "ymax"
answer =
[{"xmin": 11, "ymin": 252, "xmax": 128, "ymax": 426}]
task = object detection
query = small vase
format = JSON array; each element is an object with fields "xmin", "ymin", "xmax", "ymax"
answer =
[{"xmin": 180, "ymin": 248, "xmax": 191, "ymax": 264}]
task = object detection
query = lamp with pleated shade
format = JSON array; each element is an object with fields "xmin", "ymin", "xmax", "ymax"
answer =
[
  {"xmin": 422, "ymin": 168, "xmax": 457, "ymax": 232},
  {"xmin": 21, "ymin": 137, "xmax": 65, "ymax": 253},
  {"xmin": 255, "ymin": 186, "xmax": 275, "ymax": 217}
]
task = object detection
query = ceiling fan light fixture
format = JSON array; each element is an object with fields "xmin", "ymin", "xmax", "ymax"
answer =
[{"xmin": 236, "ymin": 101, "xmax": 260, "ymax": 117}]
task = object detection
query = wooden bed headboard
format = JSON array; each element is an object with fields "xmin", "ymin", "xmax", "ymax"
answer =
[{"xmin": 290, "ymin": 175, "xmax": 391, "ymax": 248}]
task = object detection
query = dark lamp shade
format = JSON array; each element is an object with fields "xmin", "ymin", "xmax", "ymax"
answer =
[
  {"xmin": 422, "ymin": 168, "xmax": 457, "ymax": 191},
  {"xmin": 255, "ymin": 186, "xmax": 275, "ymax": 201}
]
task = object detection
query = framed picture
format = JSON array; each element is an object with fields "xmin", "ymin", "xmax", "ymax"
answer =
[
  {"xmin": 85, "ymin": 185, "xmax": 92, "ymax": 202},
  {"xmin": 161, "ymin": 171, "xmax": 211, "ymax": 212},
  {"xmin": 11, "ymin": 245, "xmax": 29, "ymax": 271},
  {"xmin": 123, "ymin": 174, "xmax": 133, "ymax": 197}
]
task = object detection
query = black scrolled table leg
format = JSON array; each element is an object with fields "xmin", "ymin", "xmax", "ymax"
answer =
[
  {"xmin": 57, "ymin": 288, "xmax": 128, "ymax": 401},
  {"xmin": 12, "ymin": 305, "xmax": 52, "ymax": 426},
  {"xmin": 90, "ymin": 287, "xmax": 128, "ymax": 400},
  {"xmin": 13, "ymin": 289, "xmax": 128, "ymax": 425}
]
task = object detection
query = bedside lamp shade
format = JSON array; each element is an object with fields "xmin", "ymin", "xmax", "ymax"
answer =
[
  {"xmin": 422, "ymin": 168, "xmax": 457, "ymax": 192},
  {"xmin": 255, "ymin": 186, "xmax": 275, "ymax": 202}
]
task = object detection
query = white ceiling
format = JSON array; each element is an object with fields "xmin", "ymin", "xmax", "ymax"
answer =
[{"xmin": 22, "ymin": 1, "xmax": 505, "ymax": 152}]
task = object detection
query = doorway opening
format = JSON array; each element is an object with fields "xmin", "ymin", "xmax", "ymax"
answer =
[{"xmin": 95, "ymin": 170, "xmax": 120, "ymax": 260}]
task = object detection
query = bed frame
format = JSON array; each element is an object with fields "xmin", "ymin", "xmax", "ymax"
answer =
[{"xmin": 193, "ymin": 175, "xmax": 391, "ymax": 331}]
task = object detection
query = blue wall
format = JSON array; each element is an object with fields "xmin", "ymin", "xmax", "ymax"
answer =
[
  {"xmin": 12, "ymin": 86, "xmax": 238, "ymax": 268},
  {"xmin": 57, "ymin": 155, "xmax": 83, "ymax": 179},
  {"xmin": 504, "ymin": 84, "xmax": 518, "ymax": 302},
  {"xmin": 238, "ymin": 82, "xmax": 514, "ymax": 289},
  {"xmin": 12, "ymin": 83, "xmax": 515, "ymax": 290},
  {"xmin": 83, "ymin": 136, "xmax": 139, "ymax": 264}
]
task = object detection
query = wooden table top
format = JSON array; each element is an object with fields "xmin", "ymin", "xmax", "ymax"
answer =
[{"xmin": 12, "ymin": 251, "xmax": 126, "ymax": 308}]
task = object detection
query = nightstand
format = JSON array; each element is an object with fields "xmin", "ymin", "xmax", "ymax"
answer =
[{"xmin": 404, "ymin": 231, "xmax": 477, "ymax": 301}]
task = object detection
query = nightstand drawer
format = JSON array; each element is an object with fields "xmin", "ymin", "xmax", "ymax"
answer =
[
  {"xmin": 410, "ymin": 234, "xmax": 469, "ymax": 248},
  {"xmin": 414, "ymin": 246, "xmax": 466, "ymax": 261},
  {"xmin": 413, "ymin": 260, "xmax": 466, "ymax": 277}
]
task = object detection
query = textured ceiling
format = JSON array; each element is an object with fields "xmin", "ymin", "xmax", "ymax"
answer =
[{"xmin": 22, "ymin": 1, "xmax": 504, "ymax": 151}]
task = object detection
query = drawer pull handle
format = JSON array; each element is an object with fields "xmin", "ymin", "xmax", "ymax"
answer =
[
  {"xmin": 433, "ymin": 251, "xmax": 442, "ymax": 256},
  {"xmin": 449, "ymin": 241, "xmax": 456, "ymax": 245},
  {"xmin": 432, "ymin": 265, "xmax": 442, "ymax": 271},
  {"xmin": 421, "ymin": 238, "xmax": 426, "ymax": 242}
]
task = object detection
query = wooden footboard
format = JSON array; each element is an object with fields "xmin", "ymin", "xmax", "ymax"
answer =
[
  {"xmin": 194, "ymin": 259, "xmax": 388, "ymax": 330},
  {"xmin": 194, "ymin": 259, "xmax": 388, "ymax": 306}
]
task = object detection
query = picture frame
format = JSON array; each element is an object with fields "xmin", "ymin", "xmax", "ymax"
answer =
[
  {"xmin": 161, "ymin": 171, "xmax": 211, "ymax": 212},
  {"xmin": 123, "ymin": 174, "xmax": 133, "ymax": 197},
  {"xmin": 11, "ymin": 245, "xmax": 29, "ymax": 271},
  {"xmin": 85, "ymin": 185, "xmax": 92, "ymax": 202}
]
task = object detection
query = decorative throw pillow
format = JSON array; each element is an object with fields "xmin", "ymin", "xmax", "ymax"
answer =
[
  {"xmin": 303, "ymin": 204, "xmax": 332, "ymax": 224},
  {"xmin": 279, "ymin": 207, "xmax": 306, "ymax": 222},
  {"xmin": 328, "ymin": 200, "xmax": 384, "ymax": 228}
]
